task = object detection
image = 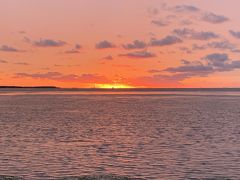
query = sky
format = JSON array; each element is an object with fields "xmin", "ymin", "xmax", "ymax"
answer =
[{"xmin": 1, "ymin": 0, "xmax": 240, "ymax": 88}]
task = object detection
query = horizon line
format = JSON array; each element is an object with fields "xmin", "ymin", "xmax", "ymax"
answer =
[{"xmin": 1, "ymin": 86, "xmax": 240, "ymax": 91}]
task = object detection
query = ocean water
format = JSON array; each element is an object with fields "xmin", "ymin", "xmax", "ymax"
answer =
[{"xmin": 0, "ymin": 90, "xmax": 240, "ymax": 179}]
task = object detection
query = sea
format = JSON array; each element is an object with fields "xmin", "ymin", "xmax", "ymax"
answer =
[{"xmin": 0, "ymin": 88, "xmax": 239, "ymax": 179}]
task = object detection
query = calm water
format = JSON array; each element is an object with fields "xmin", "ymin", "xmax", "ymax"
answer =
[{"xmin": 0, "ymin": 91, "xmax": 240, "ymax": 179}]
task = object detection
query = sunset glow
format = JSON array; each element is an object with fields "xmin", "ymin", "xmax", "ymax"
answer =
[
  {"xmin": 95, "ymin": 83, "xmax": 135, "ymax": 89},
  {"xmin": 1, "ymin": 0, "xmax": 240, "ymax": 88},
  {"xmin": 1, "ymin": 1, "xmax": 240, "ymax": 179}
]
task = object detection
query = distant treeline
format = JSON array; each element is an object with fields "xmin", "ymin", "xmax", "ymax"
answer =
[{"xmin": 0, "ymin": 86, "xmax": 58, "ymax": 89}]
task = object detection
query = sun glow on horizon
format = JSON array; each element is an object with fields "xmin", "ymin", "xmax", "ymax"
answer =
[{"xmin": 95, "ymin": 83, "xmax": 136, "ymax": 89}]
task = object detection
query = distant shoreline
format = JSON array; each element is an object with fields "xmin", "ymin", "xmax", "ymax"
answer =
[
  {"xmin": 1, "ymin": 86, "xmax": 240, "ymax": 92},
  {"xmin": 0, "ymin": 86, "xmax": 59, "ymax": 89}
]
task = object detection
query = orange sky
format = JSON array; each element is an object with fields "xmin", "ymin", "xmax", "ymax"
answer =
[{"xmin": 1, "ymin": 0, "xmax": 240, "ymax": 88}]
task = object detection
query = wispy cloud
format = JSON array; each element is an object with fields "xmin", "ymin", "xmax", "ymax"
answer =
[
  {"xmin": 64, "ymin": 43, "xmax": 82, "ymax": 54},
  {"xmin": 14, "ymin": 62, "xmax": 29, "ymax": 66},
  {"xmin": 164, "ymin": 53, "xmax": 240, "ymax": 75},
  {"xmin": 148, "ymin": 69, "xmax": 162, "ymax": 73},
  {"xmin": 122, "ymin": 40, "xmax": 147, "ymax": 50},
  {"xmin": 0, "ymin": 59, "xmax": 8, "ymax": 64},
  {"xmin": 0, "ymin": 45, "xmax": 23, "ymax": 52},
  {"xmin": 147, "ymin": 7, "xmax": 159, "ymax": 16},
  {"xmin": 179, "ymin": 47, "xmax": 192, "ymax": 54},
  {"xmin": 131, "ymin": 74, "xmax": 187, "ymax": 87},
  {"xmin": 33, "ymin": 39, "xmax": 66, "ymax": 47},
  {"xmin": 229, "ymin": 30, "xmax": 240, "ymax": 39},
  {"xmin": 151, "ymin": 19, "xmax": 169, "ymax": 27},
  {"xmin": 192, "ymin": 40, "xmax": 240, "ymax": 53},
  {"xmin": 102, "ymin": 55, "xmax": 114, "ymax": 60},
  {"xmin": 173, "ymin": 28, "xmax": 219, "ymax": 40},
  {"xmin": 202, "ymin": 12, "xmax": 229, "ymax": 24},
  {"xmin": 174, "ymin": 5, "xmax": 200, "ymax": 13},
  {"xmin": 156, "ymin": 3, "xmax": 229, "ymax": 26},
  {"xmin": 64, "ymin": 49, "xmax": 80, "ymax": 54},
  {"xmin": 95, "ymin": 40, "xmax": 116, "ymax": 49},
  {"xmin": 134, "ymin": 53, "xmax": 240, "ymax": 86},
  {"xmin": 119, "ymin": 50, "xmax": 156, "ymax": 59},
  {"xmin": 150, "ymin": 36, "xmax": 182, "ymax": 46},
  {"xmin": 75, "ymin": 44, "xmax": 82, "ymax": 49},
  {"xmin": 15, "ymin": 72, "xmax": 110, "ymax": 83}
]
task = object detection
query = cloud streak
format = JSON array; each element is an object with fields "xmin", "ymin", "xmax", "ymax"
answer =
[
  {"xmin": 229, "ymin": 30, "xmax": 240, "ymax": 39},
  {"xmin": 95, "ymin": 40, "xmax": 116, "ymax": 49},
  {"xmin": 119, "ymin": 50, "xmax": 156, "ymax": 59},
  {"xmin": 0, "ymin": 45, "xmax": 23, "ymax": 52},
  {"xmin": 136, "ymin": 53, "xmax": 240, "ymax": 86},
  {"xmin": 192, "ymin": 40, "xmax": 240, "ymax": 53},
  {"xmin": 0, "ymin": 59, "xmax": 8, "ymax": 64},
  {"xmin": 165, "ymin": 53, "xmax": 240, "ymax": 76},
  {"xmin": 151, "ymin": 19, "xmax": 169, "ymax": 27},
  {"xmin": 150, "ymin": 36, "xmax": 182, "ymax": 46},
  {"xmin": 202, "ymin": 13, "xmax": 229, "ymax": 24},
  {"xmin": 102, "ymin": 55, "xmax": 113, "ymax": 60},
  {"xmin": 34, "ymin": 39, "xmax": 66, "ymax": 47},
  {"xmin": 174, "ymin": 5, "xmax": 200, "ymax": 13},
  {"xmin": 122, "ymin": 40, "xmax": 147, "ymax": 50},
  {"xmin": 173, "ymin": 28, "xmax": 219, "ymax": 40},
  {"xmin": 15, "ymin": 72, "xmax": 110, "ymax": 83},
  {"xmin": 131, "ymin": 74, "xmax": 189, "ymax": 87}
]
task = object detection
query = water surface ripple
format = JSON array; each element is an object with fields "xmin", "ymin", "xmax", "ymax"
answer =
[{"xmin": 0, "ymin": 93, "xmax": 240, "ymax": 179}]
